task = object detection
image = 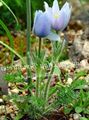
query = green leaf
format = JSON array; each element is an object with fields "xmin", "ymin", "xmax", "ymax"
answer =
[
  {"xmin": 75, "ymin": 106, "xmax": 83, "ymax": 113},
  {"xmin": 74, "ymin": 70, "xmax": 87, "ymax": 80},
  {"xmin": 48, "ymin": 87, "xmax": 57, "ymax": 98},
  {"xmin": 15, "ymin": 114, "xmax": 23, "ymax": 120},
  {"xmin": 80, "ymin": 117, "xmax": 88, "ymax": 120},
  {"xmin": 83, "ymin": 108, "xmax": 89, "ymax": 114},
  {"xmin": 0, "ymin": 1, "xmax": 3, "ymax": 6},
  {"xmin": 64, "ymin": 106, "xmax": 72, "ymax": 114},
  {"xmin": 71, "ymin": 79, "xmax": 86, "ymax": 90},
  {"xmin": 53, "ymin": 65, "xmax": 61, "ymax": 80}
]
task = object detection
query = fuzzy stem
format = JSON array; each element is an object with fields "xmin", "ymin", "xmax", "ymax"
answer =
[
  {"xmin": 36, "ymin": 38, "xmax": 42, "ymax": 97},
  {"xmin": 55, "ymin": 30, "xmax": 59, "ymax": 47},
  {"xmin": 26, "ymin": 0, "xmax": 32, "ymax": 85},
  {"xmin": 36, "ymin": 70, "xmax": 40, "ymax": 97},
  {"xmin": 38, "ymin": 37, "xmax": 42, "ymax": 58},
  {"xmin": 44, "ymin": 63, "xmax": 55, "ymax": 108}
]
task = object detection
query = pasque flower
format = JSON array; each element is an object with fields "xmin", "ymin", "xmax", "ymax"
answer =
[
  {"xmin": 33, "ymin": 10, "xmax": 51, "ymax": 37},
  {"xmin": 44, "ymin": 0, "xmax": 72, "ymax": 31},
  {"xmin": 33, "ymin": 10, "xmax": 60, "ymax": 41}
]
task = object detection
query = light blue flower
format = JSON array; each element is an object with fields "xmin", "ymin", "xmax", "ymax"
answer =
[
  {"xmin": 44, "ymin": 0, "xmax": 72, "ymax": 31},
  {"xmin": 33, "ymin": 10, "xmax": 60, "ymax": 41},
  {"xmin": 32, "ymin": 10, "xmax": 51, "ymax": 37}
]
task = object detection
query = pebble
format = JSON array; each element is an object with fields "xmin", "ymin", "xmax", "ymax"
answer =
[
  {"xmin": 10, "ymin": 88, "xmax": 19, "ymax": 94},
  {"xmin": 66, "ymin": 78, "xmax": 73, "ymax": 85},
  {"xmin": 73, "ymin": 113, "xmax": 81, "ymax": 120},
  {"xmin": 58, "ymin": 60, "xmax": 75, "ymax": 70},
  {"xmin": 0, "ymin": 99, "xmax": 3, "ymax": 103},
  {"xmin": 6, "ymin": 107, "xmax": 14, "ymax": 114},
  {"xmin": 69, "ymin": 118, "xmax": 73, "ymax": 120},
  {"xmin": 79, "ymin": 59, "xmax": 89, "ymax": 70},
  {"xmin": 0, "ymin": 105, "xmax": 5, "ymax": 114}
]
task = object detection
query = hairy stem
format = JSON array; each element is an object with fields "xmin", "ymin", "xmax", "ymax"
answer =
[
  {"xmin": 44, "ymin": 63, "xmax": 55, "ymax": 108},
  {"xmin": 36, "ymin": 70, "xmax": 40, "ymax": 97},
  {"xmin": 36, "ymin": 38, "xmax": 42, "ymax": 97},
  {"xmin": 38, "ymin": 37, "xmax": 42, "ymax": 58}
]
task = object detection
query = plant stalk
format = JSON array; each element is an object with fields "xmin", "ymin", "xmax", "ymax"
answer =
[
  {"xmin": 44, "ymin": 63, "xmax": 55, "ymax": 108},
  {"xmin": 38, "ymin": 37, "xmax": 42, "ymax": 58},
  {"xmin": 36, "ymin": 70, "xmax": 40, "ymax": 97},
  {"xmin": 36, "ymin": 38, "xmax": 42, "ymax": 97},
  {"xmin": 26, "ymin": 0, "xmax": 32, "ymax": 85}
]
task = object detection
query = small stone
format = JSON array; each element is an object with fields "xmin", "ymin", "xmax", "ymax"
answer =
[
  {"xmin": 0, "ymin": 105, "xmax": 5, "ymax": 114},
  {"xmin": 73, "ymin": 113, "xmax": 81, "ymax": 120},
  {"xmin": 5, "ymin": 52, "xmax": 10, "ymax": 57},
  {"xmin": 58, "ymin": 60, "xmax": 75, "ymax": 70},
  {"xmin": 6, "ymin": 107, "xmax": 13, "ymax": 114},
  {"xmin": 21, "ymin": 67, "xmax": 27, "ymax": 75},
  {"xmin": 0, "ymin": 99, "xmax": 3, "ymax": 103},
  {"xmin": 32, "ymin": 76, "xmax": 36, "ymax": 81},
  {"xmin": 79, "ymin": 59, "xmax": 89, "ymax": 70},
  {"xmin": 69, "ymin": 114, "xmax": 73, "ymax": 118},
  {"xmin": 66, "ymin": 78, "xmax": 73, "ymax": 85},
  {"xmin": 0, "ymin": 70, "xmax": 8, "ymax": 95},
  {"xmin": 83, "ymin": 85, "xmax": 89, "ymax": 90},
  {"xmin": 11, "ymin": 88, "xmax": 19, "ymax": 94},
  {"xmin": 0, "ymin": 45, "xmax": 3, "ymax": 50},
  {"xmin": 69, "ymin": 118, "xmax": 73, "ymax": 120},
  {"xmin": 82, "ymin": 41, "xmax": 89, "ymax": 58}
]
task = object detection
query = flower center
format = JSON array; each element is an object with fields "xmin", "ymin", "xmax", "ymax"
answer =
[{"xmin": 54, "ymin": 13, "xmax": 59, "ymax": 19}]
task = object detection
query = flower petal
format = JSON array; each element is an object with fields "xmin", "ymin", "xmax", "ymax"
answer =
[
  {"xmin": 32, "ymin": 10, "xmax": 42, "ymax": 33},
  {"xmin": 33, "ymin": 11, "xmax": 51, "ymax": 37},
  {"xmin": 46, "ymin": 32, "xmax": 61, "ymax": 41},
  {"xmin": 61, "ymin": 2, "xmax": 72, "ymax": 30},
  {"xmin": 52, "ymin": 11, "xmax": 65, "ymax": 31},
  {"xmin": 52, "ymin": 0, "xmax": 60, "ymax": 15},
  {"xmin": 44, "ymin": 2, "xmax": 53, "ymax": 23},
  {"xmin": 44, "ymin": 2, "xmax": 50, "ymax": 11}
]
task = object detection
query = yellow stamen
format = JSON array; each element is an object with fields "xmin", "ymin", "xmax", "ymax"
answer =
[{"xmin": 54, "ymin": 14, "xmax": 59, "ymax": 19}]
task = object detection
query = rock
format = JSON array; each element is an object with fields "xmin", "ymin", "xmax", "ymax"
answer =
[
  {"xmin": 82, "ymin": 28, "xmax": 89, "ymax": 40},
  {"xmin": 82, "ymin": 41, "xmax": 89, "ymax": 58},
  {"xmin": 69, "ymin": 118, "xmax": 73, "ymax": 120},
  {"xmin": 58, "ymin": 60, "xmax": 75, "ymax": 70},
  {"xmin": 0, "ymin": 70, "xmax": 8, "ymax": 95},
  {"xmin": 10, "ymin": 88, "xmax": 19, "ymax": 94},
  {"xmin": 73, "ymin": 113, "xmax": 81, "ymax": 120},
  {"xmin": 0, "ymin": 105, "xmax": 5, "ymax": 114},
  {"xmin": 83, "ymin": 85, "xmax": 89, "ymax": 91},
  {"xmin": 70, "ymin": 28, "xmax": 89, "ymax": 63},
  {"xmin": 6, "ymin": 106, "xmax": 14, "ymax": 114},
  {"xmin": 79, "ymin": 59, "xmax": 89, "ymax": 70},
  {"xmin": 0, "ymin": 99, "xmax": 3, "ymax": 105},
  {"xmin": 66, "ymin": 78, "xmax": 73, "ymax": 85},
  {"xmin": 69, "ymin": 38, "xmax": 83, "ymax": 63}
]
